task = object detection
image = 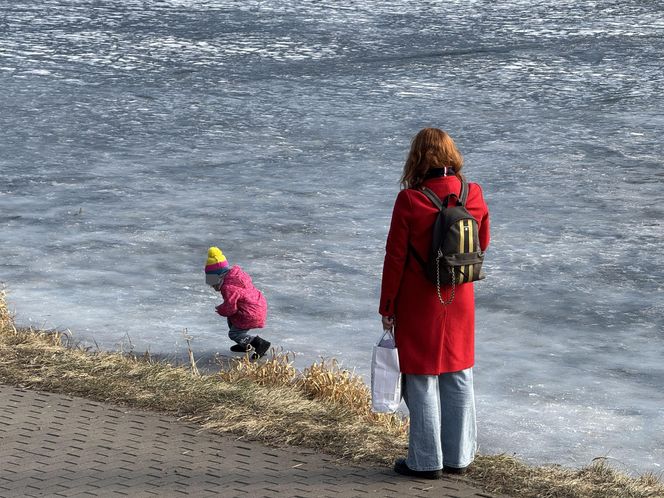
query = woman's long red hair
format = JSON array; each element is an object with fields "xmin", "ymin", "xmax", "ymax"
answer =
[{"xmin": 400, "ymin": 128, "xmax": 464, "ymax": 189}]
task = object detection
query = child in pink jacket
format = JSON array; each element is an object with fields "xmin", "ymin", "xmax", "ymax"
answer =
[{"xmin": 205, "ymin": 246, "xmax": 270, "ymax": 359}]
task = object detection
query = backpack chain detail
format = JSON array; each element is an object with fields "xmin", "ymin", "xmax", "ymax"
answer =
[
  {"xmin": 435, "ymin": 253, "xmax": 455, "ymax": 305},
  {"xmin": 409, "ymin": 178, "xmax": 485, "ymax": 305}
]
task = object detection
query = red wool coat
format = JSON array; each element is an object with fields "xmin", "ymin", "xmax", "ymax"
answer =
[
  {"xmin": 215, "ymin": 266, "xmax": 267, "ymax": 330},
  {"xmin": 379, "ymin": 176, "xmax": 490, "ymax": 375}
]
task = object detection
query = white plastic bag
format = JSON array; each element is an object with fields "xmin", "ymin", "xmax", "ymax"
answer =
[{"xmin": 370, "ymin": 329, "xmax": 401, "ymax": 413}]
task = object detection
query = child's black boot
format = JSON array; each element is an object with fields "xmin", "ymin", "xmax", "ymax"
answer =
[
  {"xmin": 230, "ymin": 343, "xmax": 251, "ymax": 353},
  {"xmin": 249, "ymin": 336, "xmax": 271, "ymax": 360}
]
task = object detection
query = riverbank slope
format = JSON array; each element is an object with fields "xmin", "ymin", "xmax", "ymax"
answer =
[{"xmin": 0, "ymin": 290, "xmax": 661, "ymax": 498}]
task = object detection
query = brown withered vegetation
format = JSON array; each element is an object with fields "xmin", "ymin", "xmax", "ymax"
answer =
[{"xmin": 1, "ymin": 289, "xmax": 662, "ymax": 498}]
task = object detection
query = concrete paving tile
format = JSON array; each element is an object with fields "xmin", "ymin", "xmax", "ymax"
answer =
[{"xmin": 0, "ymin": 384, "xmax": 503, "ymax": 497}]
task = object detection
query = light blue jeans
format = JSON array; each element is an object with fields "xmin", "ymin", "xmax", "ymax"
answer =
[{"xmin": 403, "ymin": 368, "xmax": 476, "ymax": 471}]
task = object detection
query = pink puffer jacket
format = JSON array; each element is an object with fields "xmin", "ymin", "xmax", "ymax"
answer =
[{"xmin": 215, "ymin": 266, "xmax": 267, "ymax": 329}]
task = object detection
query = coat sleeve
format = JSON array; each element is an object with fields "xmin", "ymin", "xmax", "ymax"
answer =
[
  {"xmin": 479, "ymin": 210, "xmax": 490, "ymax": 251},
  {"xmin": 475, "ymin": 184, "xmax": 490, "ymax": 251},
  {"xmin": 379, "ymin": 190, "xmax": 411, "ymax": 317},
  {"xmin": 216, "ymin": 284, "xmax": 240, "ymax": 317}
]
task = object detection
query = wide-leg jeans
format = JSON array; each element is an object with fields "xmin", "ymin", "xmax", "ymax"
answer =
[{"xmin": 403, "ymin": 368, "xmax": 476, "ymax": 471}]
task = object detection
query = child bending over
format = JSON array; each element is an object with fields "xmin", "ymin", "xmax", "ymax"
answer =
[{"xmin": 205, "ymin": 246, "xmax": 270, "ymax": 359}]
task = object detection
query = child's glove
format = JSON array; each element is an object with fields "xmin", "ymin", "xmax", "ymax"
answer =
[{"xmin": 215, "ymin": 304, "xmax": 225, "ymax": 316}]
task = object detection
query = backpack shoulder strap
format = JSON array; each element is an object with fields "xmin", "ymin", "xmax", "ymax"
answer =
[
  {"xmin": 408, "ymin": 242, "xmax": 427, "ymax": 269},
  {"xmin": 419, "ymin": 187, "xmax": 443, "ymax": 210},
  {"xmin": 459, "ymin": 178, "xmax": 469, "ymax": 206}
]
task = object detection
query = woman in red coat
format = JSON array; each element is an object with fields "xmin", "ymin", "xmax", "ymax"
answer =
[{"xmin": 379, "ymin": 128, "xmax": 490, "ymax": 479}]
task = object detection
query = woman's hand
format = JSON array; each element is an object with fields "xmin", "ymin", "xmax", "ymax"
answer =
[{"xmin": 381, "ymin": 315, "xmax": 395, "ymax": 331}]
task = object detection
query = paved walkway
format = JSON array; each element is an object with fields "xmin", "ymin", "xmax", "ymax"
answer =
[{"xmin": 0, "ymin": 385, "xmax": 500, "ymax": 498}]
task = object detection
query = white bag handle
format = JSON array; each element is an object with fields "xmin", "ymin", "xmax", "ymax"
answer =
[{"xmin": 378, "ymin": 327, "xmax": 395, "ymax": 344}]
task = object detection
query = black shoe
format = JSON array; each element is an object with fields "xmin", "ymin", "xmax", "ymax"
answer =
[
  {"xmin": 231, "ymin": 344, "xmax": 251, "ymax": 353},
  {"xmin": 393, "ymin": 458, "xmax": 441, "ymax": 480},
  {"xmin": 249, "ymin": 336, "xmax": 271, "ymax": 359},
  {"xmin": 230, "ymin": 344, "xmax": 251, "ymax": 353},
  {"xmin": 443, "ymin": 465, "xmax": 470, "ymax": 475}
]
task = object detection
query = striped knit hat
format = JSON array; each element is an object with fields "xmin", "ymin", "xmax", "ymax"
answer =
[{"xmin": 205, "ymin": 246, "xmax": 230, "ymax": 285}]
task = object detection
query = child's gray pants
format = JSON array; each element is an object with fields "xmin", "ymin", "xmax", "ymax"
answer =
[
  {"xmin": 403, "ymin": 368, "xmax": 476, "ymax": 471},
  {"xmin": 227, "ymin": 319, "xmax": 254, "ymax": 345}
]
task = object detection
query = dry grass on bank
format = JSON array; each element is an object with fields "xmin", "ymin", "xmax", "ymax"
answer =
[
  {"xmin": 0, "ymin": 290, "xmax": 407, "ymax": 463},
  {"xmin": 1, "ymin": 290, "xmax": 662, "ymax": 498},
  {"xmin": 472, "ymin": 453, "xmax": 663, "ymax": 498}
]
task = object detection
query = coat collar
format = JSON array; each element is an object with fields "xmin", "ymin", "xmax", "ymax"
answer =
[{"xmin": 425, "ymin": 167, "xmax": 457, "ymax": 179}]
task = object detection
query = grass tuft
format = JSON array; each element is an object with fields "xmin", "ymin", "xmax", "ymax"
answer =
[
  {"xmin": 0, "ymin": 290, "xmax": 662, "ymax": 497},
  {"xmin": 471, "ymin": 454, "xmax": 664, "ymax": 497}
]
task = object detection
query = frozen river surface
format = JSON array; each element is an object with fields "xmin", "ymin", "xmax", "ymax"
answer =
[{"xmin": 1, "ymin": 0, "xmax": 663, "ymax": 475}]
